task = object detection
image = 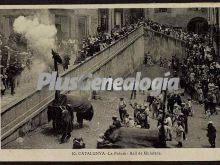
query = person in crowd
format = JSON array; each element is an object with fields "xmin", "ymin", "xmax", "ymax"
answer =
[
  {"xmin": 143, "ymin": 99, "xmax": 148, "ymax": 108},
  {"xmin": 60, "ymin": 106, "xmax": 73, "ymax": 144},
  {"xmin": 158, "ymin": 121, "xmax": 169, "ymax": 143},
  {"xmin": 97, "ymin": 133, "xmax": 113, "ymax": 149},
  {"xmin": 63, "ymin": 54, "xmax": 70, "ymax": 70},
  {"xmin": 6, "ymin": 62, "xmax": 19, "ymax": 95},
  {"xmin": 206, "ymin": 109, "xmax": 212, "ymax": 121},
  {"xmin": 0, "ymin": 71, "xmax": 6, "ymax": 96},
  {"xmin": 72, "ymin": 137, "xmax": 85, "ymax": 149},
  {"xmin": 186, "ymin": 98, "xmax": 193, "ymax": 117},
  {"xmin": 210, "ymin": 92, "xmax": 217, "ymax": 115},
  {"xmin": 204, "ymin": 97, "xmax": 210, "ymax": 114},
  {"xmin": 181, "ymin": 103, "xmax": 189, "ymax": 135},
  {"xmin": 118, "ymin": 97, "xmax": 127, "ymax": 122},
  {"xmin": 144, "ymin": 52, "xmax": 150, "ymax": 65},
  {"xmin": 207, "ymin": 121, "xmax": 216, "ymax": 148},
  {"xmin": 128, "ymin": 116, "xmax": 135, "ymax": 128},
  {"xmin": 124, "ymin": 113, "xmax": 130, "ymax": 127},
  {"xmin": 167, "ymin": 94, "xmax": 175, "ymax": 115},
  {"xmin": 137, "ymin": 105, "xmax": 149, "ymax": 129},
  {"xmin": 104, "ymin": 125, "xmax": 117, "ymax": 141},
  {"xmin": 112, "ymin": 115, "xmax": 122, "ymax": 129},
  {"xmin": 197, "ymin": 87, "xmax": 204, "ymax": 104},
  {"xmin": 176, "ymin": 121, "xmax": 184, "ymax": 147},
  {"xmin": 129, "ymin": 102, "xmax": 139, "ymax": 123},
  {"xmin": 165, "ymin": 113, "xmax": 172, "ymax": 141},
  {"xmin": 152, "ymin": 98, "xmax": 159, "ymax": 119}
]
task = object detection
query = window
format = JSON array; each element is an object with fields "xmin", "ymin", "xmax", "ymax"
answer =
[
  {"xmin": 55, "ymin": 15, "xmax": 70, "ymax": 40},
  {"xmin": 98, "ymin": 9, "xmax": 109, "ymax": 32}
]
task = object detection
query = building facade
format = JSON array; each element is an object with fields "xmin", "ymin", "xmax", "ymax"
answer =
[
  {"xmin": 97, "ymin": 8, "xmax": 144, "ymax": 33},
  {"xmin": 144, "ymin": 8, "xmax": 208, "ymax": 34},
  {"xmin": 208, "ymin": 8, "xmax": 220, "ymax": 58},
  {"xmin": 0, "ymin": 9, "xmax": 99, "ymax": 45}
]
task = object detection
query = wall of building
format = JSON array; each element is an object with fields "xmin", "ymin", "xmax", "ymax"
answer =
[
  {"xmin": 144, "ymin": 8, "xmax": 208, "ymax": 30},
  {"xmin": 75, "ymin": 9, "xmax": 98, "ymax": 38},
  {"xmin": 1, "ymin": 25, "xmax": 144, "ymax": 146},
  {"xmin": 0, "ymin": 9, "xmax": 98, "ymax": 44},
  {"xmin": 144, "ymin": 28, "xmax": 186, "ymax": 61},
  {"xmin": 208, "ymin": 8, "xmax": 220, "ymax": 58}
]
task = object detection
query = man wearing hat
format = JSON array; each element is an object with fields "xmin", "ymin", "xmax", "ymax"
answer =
[
  {"xmin": 118, "ymin": 98, "xmax": 126, "ymax": 122},
  {"xmin": 6, "ymin": 62, "xmax": 18, "ymax": 95},
  {"xmin": 130, "ymin": 102, "xmax": 139, "ymax": 123}
]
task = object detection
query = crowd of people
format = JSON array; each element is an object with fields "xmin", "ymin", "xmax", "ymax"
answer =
[
  {"xmin": 97, "ymin": 97, "xmax": 151, "ymax": 148},
  {"xmin": 144, "ymin": 18, "xmax": 220, "ymax": 115},
  {"xmin": 0, "ymin": 32, "xmax": 36, "ymax": 96},
  {"xmin": 146, "ymin": 18, "xmax": 219, "ymax": 148},
  {"xmin": 74, "ymin": 23, "xmax": 142, "ymax": 64},
  {"xmin": 97, "ymin": 18, "xmax": 219, "ymax": 148},
  {"xmin": 97, "ymin": 89, "xmax": 217, "ymax": 148},
  {"xmin": 144, "ymin": 18, "xmax": 195, "ymax": 41},
  {"xmin": 1, "ymin": 17, "xmax": 219, "ymax": 148}
]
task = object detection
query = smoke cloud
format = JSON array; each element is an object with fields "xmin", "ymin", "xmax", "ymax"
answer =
[
  {"xmin": 13, "ymin": 11, "xmax": 57, "ymax": 66},
  {"xmin": 12, "ymin": 10, "xmax": 57, "ymax": 87}
]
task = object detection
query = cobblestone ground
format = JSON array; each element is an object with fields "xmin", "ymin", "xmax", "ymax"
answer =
[{"xmin": 2, "ymin": 65, "xmax": 220, "ymax": 149}]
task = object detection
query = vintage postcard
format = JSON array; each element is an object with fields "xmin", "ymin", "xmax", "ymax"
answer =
[{"xmin": 0, "ymin": 3, "xmax": 220, "ymax": 161}]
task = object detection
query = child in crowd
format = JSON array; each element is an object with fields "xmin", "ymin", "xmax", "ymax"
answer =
[{"xmin": 186, "ymin": 98, "xmax": 193, "ymax": 117}]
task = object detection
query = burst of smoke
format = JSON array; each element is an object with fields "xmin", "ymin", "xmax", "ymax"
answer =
[{"xmin": 13, "ymin": 11, "xmax": 57, "ymax": 67}]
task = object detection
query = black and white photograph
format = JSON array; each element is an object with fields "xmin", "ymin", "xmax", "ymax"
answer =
[{"xmin": 0, "ymin": 6, "xmax": 220, "ymax": 151}]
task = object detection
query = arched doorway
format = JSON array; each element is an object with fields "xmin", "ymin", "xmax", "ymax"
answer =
[{"xmin": 187, "ymin": 17, "xmax": 209, "ymax": 34}]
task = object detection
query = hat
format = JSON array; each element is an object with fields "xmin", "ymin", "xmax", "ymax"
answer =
[
  {"xmin": 208, "ymin": 121, "xmax": 213, "ymax": 124},
  {"xmin": 179, "ymin": 113, "xmax": 184, "ymax": 116},
  {"xmin": 134, "ymin": 104, "xmax": 139, "ymax": 109},
  {"xmin": 136, "ymin": 125, "xmax": 141, "ymax": 128},
  {"xmin": 141, "ymin": 104, "xmax": 145, "ymax": 109}
]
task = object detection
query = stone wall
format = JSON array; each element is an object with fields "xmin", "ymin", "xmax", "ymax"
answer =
[
  {"xmin": 1, "ymin": 25, "xmax": 144, "ymax": 146},
  {"xmin": 144, "ymin": 28, "xmax": 186, "ymax": 62}
]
